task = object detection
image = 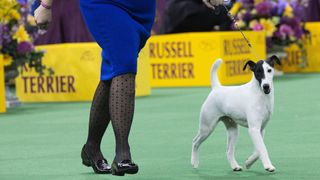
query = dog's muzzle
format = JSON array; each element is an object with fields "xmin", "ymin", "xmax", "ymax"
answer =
[{"xmin": 263, "ymin": 84, "xmax": 271, "ymax": 94}]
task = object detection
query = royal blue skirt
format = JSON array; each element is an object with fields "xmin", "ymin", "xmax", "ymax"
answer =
[{"xmin": 79, "ymin": 0, "xmax": 156, "ymax": 80}]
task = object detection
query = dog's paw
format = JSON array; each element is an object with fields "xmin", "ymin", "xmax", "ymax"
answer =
[
  {"xmin": 265, "ymin": 165, "xmax": 276, "ymax": 172},
  {"xmin": 233, "ymin": 166, "xmax": 243, "ymax": 171},
  {"xmin": 191, "ymin": 152, "xmax": 199, "ymax": 168},
  {"xmin": 191, "ymin": 161, "xmax": 199, "ymax": 169},
  {"xmin": 245, "ymin": 160, "xmax": 253, "ymax": 169}
]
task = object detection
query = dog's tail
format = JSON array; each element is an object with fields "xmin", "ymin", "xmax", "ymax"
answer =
[{"xmin": 210, "ymin": 58, "xmax": 222, "ymax": 88}]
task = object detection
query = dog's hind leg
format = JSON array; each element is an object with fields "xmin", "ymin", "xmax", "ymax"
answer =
[
  {"xmin": 245, "ymin": 130, "xmax": 264, "ymax": 169},
  {"xmin": 191, "ymin": 113, "xmax": 220, "ymax": 168},
  {"xmin": 222, "ymin": 118, "xmax": 242, "ymax": 171}
]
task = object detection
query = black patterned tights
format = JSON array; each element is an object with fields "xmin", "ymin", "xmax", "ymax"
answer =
[
  {"xmin": 85, "ymin": 73, "xmax": 135, "ymax": 163},
  {"xmin": 85, "ymin": 80, "xmax": 111, "ymax": 162},
  {"xmin": 110, "ymin": 74, "xmax": 135, "ymax": 162}
]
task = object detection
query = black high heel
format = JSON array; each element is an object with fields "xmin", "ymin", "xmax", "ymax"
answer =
[
  {"xmin": 111, "ymin": 160, "xmax": 139, "ymax": 176},
  {"xmin": 81, "ymin": 145, "xmax": 112, "ymax": 174}
]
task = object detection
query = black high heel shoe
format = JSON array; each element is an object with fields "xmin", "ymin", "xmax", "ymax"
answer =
[
  {"xmin": 81, "ymin": 145, "xmax": 112, "ymax": 174},
  {"xmin": 111, "ymin": 160, "xmax": 139, "ymax": 176}
]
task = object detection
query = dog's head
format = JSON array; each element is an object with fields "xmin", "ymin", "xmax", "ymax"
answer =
[{"xmin": 243, "ymin": 55, "xmax": 281, "ymax": 95}]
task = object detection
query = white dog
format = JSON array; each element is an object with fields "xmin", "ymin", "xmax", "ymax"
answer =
[{"xmin": 191, "ymin": 56, "xmax": 281, "ymax": 172}]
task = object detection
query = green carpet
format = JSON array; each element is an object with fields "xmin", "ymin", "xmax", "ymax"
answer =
[{"xmin": 0, "ymin": 74, "xmax": 320, "ymax": 180}]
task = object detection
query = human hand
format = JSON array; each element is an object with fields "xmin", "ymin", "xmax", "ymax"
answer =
[
  {"xmin": 34, "ymin": 0, "xmax": 52, "ymax": 30},
  {"xmin": 301, "ymin": 0, "xmax": 309, "ymax": 7},
  {"xmin": 202, "ymin": 0, "xmax": 224, "ymax": 10}
]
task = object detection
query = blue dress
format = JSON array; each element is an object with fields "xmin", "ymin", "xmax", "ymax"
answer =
[{"xmin": 79, "ymin": 0, "xmax": 156, "ymax": 80}]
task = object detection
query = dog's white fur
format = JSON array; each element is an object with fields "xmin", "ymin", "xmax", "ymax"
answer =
[{"xmin": 191, "ymin": 58, "xmax": 276, "ymax": 172}]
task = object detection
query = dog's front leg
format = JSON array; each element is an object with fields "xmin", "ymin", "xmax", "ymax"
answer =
[{"xmin": 248, "ymin": 127, "xmax": 275, "ymax": 172}]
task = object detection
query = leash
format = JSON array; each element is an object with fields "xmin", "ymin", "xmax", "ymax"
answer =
[{"xmin": 221, "ymin": 4, "xmax": 261, "ymax": 60}]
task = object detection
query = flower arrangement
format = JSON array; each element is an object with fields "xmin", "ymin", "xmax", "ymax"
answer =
[
  {"xmin": 230, "ymin": 0, "xmax": 308, "ymax": 52},
  {"xmin": 0, "ymin": 0, "xmax": 47, "ymax": 81}
]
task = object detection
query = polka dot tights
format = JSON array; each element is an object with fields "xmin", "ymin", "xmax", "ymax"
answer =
[
  {"xmin": 85, "ymin": 74, "xmax": 135, "ymax": 163},
  {"xmin": 109, "ymin": 74, "xmax": 135, "ymax": 162}
]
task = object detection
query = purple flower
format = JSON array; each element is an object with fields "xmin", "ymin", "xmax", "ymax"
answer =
[
  {"xmin": 242, "ymin": 11, "xmax": 252, "ymax": 22},
  {"xmin": 17, "ymin": 41, "xmax": 34, "ymax": 54},
  {"xmin": 17, "ymin": 0, "xmax": 28, "ymax": 5},
  {"xmin": 252, "ymin": 23, "xmax": 263, "ymax": 31},
  {"xmin": 266, "ymin": 37, "xmax": 273, "ymax": 49},
  {"xmin": 256, "ymin": 1, "xmax": 276, "ymax": 16},
  {"xmin": 280, "ymin": 16, "xmax": 304, "ymax": 39},
  {"xmin": 238, "ymin": 0, "xmax": 254, "ymax": 9},
  {"xmin": 294, "ymin": 26, "xmax": 303, "ymax": 39},
  {"xmin": 1, "ymin": 25, "xmax": 12, "ymax": 44},
  {"xmin": 0, "ymin": 25, "xmax": 3, "ymax": 46},
  {"xmin": 277, "ymin": 0, "xmax": 287, "ymax": 15},
  {"xmin": 274, "ymin": 30, "xmax": 283, "ymax": 39},
  {"xmin": 291, "ymin": 1, "xmax": 306, "ymax": 21},
  {"xmin": 239, "ymin": 0, "xmax": 254, "ymax": 4},
  {"xmin": 281, "ymin": 17, "xmax": 300, "ymax": 27},
  {"xmin": 279, "ymin": 24, "xmax": 294, "ymax": 37}
]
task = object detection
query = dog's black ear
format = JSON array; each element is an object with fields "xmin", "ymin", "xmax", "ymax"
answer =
[
  {"xmin": 243, "ymin": 60, "xmax": 256, "ymax": 71},
  {"xmin": 267, "ymin": 55, "xmax": 281, "ymax": 67}
]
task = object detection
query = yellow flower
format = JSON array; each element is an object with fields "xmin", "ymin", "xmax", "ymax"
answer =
[
  {"xmin": 9, "ymin": 9, "xmax": 21, "ymax": 21},
  {"xmin": 251, "ymin": 9, "xmax": 257, "ymax": 15},
  {"xmin": 13, "ymin": 25, "xmax": 30, "ymax": 43},
  {"xmin": 27, "ymin": 14, "xmax": 36, "ymax": 26},
  {"xmin": 260, "ymin": 18, "xmax": 276, "ymax": 37},
  {"xmin": 230, "ymin": 2, "xmax": 242, "ymax": 16},
  {"xmin": 2, "ymin": 54, "xmax": 13, "ymax": 67},
  {"xmin": 249, "ymin": 20, "xmax": 259, "ymax": 29},
  {"xmin": 283, "ymin": 4, "xmax": 293, "ymax": 18},
  {"xmin": 237, "ymin": 20, "xmax": 246, "ymax": 29},
  {"xmin": 289, "ymin": 36, "xmax": 296, "ymax": 41},
  {"xmin": 0, "ymin": 0, "xmax": 17, "ymax": 11},
  {"xmin": 0, "ymin": 0, "xmax": 18, "ymax": 23},
  {"xmin": 272, "ymin": 17, "xmax": 280, "ymax": 25}
]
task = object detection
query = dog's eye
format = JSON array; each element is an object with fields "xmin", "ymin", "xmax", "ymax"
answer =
[{"xmin": 268, "ymin": 69, "xmax": 272, "ymax": 73}]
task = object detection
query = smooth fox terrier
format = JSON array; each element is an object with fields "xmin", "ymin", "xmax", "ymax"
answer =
[{"xmin": 191, "ymin": 56, "xmax": 281, "ymax": 172}]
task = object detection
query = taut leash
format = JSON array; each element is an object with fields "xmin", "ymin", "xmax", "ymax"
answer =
[{"xmin": 221, "ymin": 4, "xmax": 261, "ymax": 60}]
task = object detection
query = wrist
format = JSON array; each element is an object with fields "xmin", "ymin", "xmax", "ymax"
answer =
[{"xmin": 41, "ymin": 0, "xmax": 53, "ymax": 8}]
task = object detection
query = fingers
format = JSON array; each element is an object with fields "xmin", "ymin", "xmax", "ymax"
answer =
[
  {"xmin": 34, "ymin": 6, "xmax": 52, "ymax": 30},
  {"xmin": 36, "ymin": 22, "xmax": 49, "ymax": 30},
  {"xmin": 203, "ymin": 0, "xmax": 225, "ymax": 10},
  {"xmin": 301, "ymin": 0, "xmax": 309, "ymax": 7},
  {"xmin": 216, "ymin": 0, "xmax": 224, "ymax": 6},
  {"xmin": 203, "ymin": 0, "xmax": 215, "ymax": 10}
]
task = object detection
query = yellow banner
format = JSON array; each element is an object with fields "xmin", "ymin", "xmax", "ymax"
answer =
[
  {"xmin": 303, "ymin": 22, "xmax": 320, "ymax": 72},
  {"xmin": 277, "ymin": 22, "xmax": 320, "ymax": 73},
  {"xmin": 16, "ymin": 43, "xmax": 151, "ymax": 102},
  {"xmin": 147, "ymin": 31, "xmax": 266, "ymax": 87},
  {"xmin": 0, "ymin": 55, "xmax": 6, "ymax": 112}
]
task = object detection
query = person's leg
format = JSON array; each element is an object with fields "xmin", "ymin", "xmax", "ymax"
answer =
[
  {"xmin": 109, "ymin": 74, "xmax": 135, "ymax": 162},
  {"xmin": 109, "ymin": 73, "xmax": 139, "ymax": 176},
  {"xmin": 84, "ymin": 80, "xmax": 111, "ymax": 161},
  {"xmin": 81, "ymin": 80, "xmax": 112, "ymax": 174}
]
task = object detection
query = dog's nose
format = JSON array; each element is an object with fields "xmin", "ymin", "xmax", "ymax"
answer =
[
  {"xmin": 263, "ymin": 84, "xmax": 271, "ymax": 94},
  {"xmin": 263, "ymin": 84, "xmax": 270, "ymax": 90}
]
